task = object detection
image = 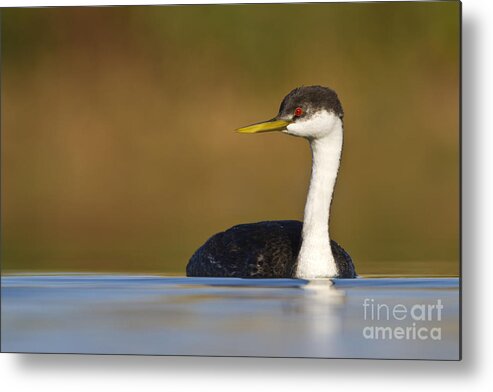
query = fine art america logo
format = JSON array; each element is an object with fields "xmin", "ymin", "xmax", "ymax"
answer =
[{"xmin": 362, "ymin": 298, "xmax": 443, "ymax": 341}]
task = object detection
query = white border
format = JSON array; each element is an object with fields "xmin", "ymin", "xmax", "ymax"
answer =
[{"xmin": 0, "ymin": 0, "xmax": 438, "ymax": 6}]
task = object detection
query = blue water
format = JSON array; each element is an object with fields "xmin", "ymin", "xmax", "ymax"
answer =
[{"xmin": 1, "ymin": 275, "xmax": 460, "ymax": 359}]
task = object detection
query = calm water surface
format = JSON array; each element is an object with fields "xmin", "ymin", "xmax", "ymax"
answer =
[{"xmin": 1, "ymin": 275, "xmax": 460, "ymax": 359}]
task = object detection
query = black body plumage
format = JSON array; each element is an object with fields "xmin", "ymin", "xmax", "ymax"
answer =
[{"xmin": 186, "ymin": 220, "xmax": 356, "ymax": 278}]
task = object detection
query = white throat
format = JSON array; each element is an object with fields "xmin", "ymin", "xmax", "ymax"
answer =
[{"xmin": 294, "ymin": 116, "xmax": 343, "ymax": 278}]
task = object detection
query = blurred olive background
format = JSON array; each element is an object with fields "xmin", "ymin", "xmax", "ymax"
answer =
[{"xmin": 1, "ymin": 2, "xmax": 459, "ymax": 276}]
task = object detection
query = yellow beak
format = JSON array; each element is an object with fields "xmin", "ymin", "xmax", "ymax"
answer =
[{"xmin": 236, "ymin": 119, "xmax": 291, "ymax": 134}]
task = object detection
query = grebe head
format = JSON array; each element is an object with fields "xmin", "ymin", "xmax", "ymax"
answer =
[{"xmin": 236, "ymin": 85, "xmax": 343, "ymax": 140}]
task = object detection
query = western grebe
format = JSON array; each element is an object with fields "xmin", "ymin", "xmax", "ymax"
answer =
[{"xmin": 186, "ymin": 85, "xmax": 356, "ymax": 279}]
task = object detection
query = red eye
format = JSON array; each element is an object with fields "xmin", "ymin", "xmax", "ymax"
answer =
[{"xmin": 294, "ymin": 107, "xmax": 303, "ymax": 117}]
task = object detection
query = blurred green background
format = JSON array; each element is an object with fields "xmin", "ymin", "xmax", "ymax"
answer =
[{"xmin": 1, "ymin": 2, "xmax": 459, "ymax": 276}]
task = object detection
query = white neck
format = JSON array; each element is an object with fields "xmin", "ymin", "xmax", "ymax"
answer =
[{"xmin": 295, "ymin": 119, "xmax": 343, "ymax": 278}]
